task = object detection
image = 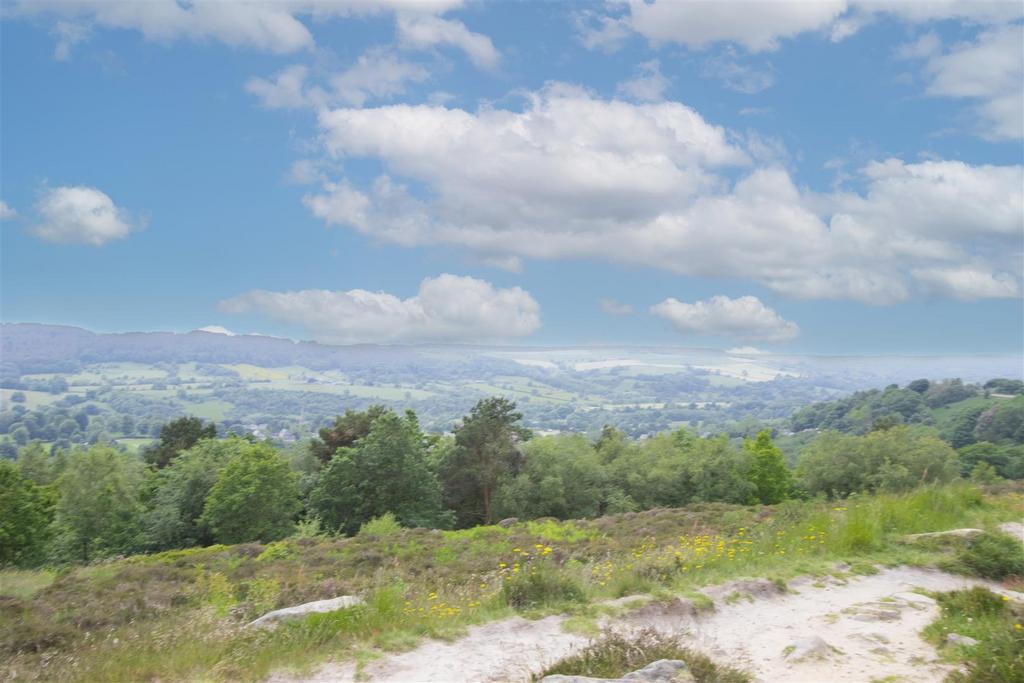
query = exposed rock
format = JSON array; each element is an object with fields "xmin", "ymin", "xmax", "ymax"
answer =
[
  {"xmin": 624, "ymin": 659, "xmax": 694, "ymax": 682},
  {"xmin": 945, "ymin": 633, "xmax": 980, "ymax": 647},
  {"xmin": 891, "ymin": 592, "xmax": 936, "ymax": 609},
  {"xmin": 845, "ymin": 601, "xmax": 903, "ymax": 622},
  {"xmin": 998, "ymin": 521, "xmax": 1024, "ymax": 542},
  {"xmin": 784, "ymin": 635, "xmax": 836, "ymax": 662},
  {"xmin": 627, "ymin": 598, "xmax": 699, "ymax": 621},
  {"xmin": 703, "ymin": 578, "xmax": 783, "ymax": 602},
  {"xmin": 540, "ymin": 659, "xmax": 693, "ymax": 683},
  {"xmin": 497, "ymin": 517, "xmax": 519, "ymax": 528},
  {"xmin": 905, "ymin": 528, "xmax": 982, "ymax": 541},
  {"xmin": 247, "ymin": 595, "xmax": 363, "ymax": 629}
]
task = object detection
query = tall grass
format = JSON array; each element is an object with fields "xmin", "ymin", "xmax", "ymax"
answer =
[{"xmin": 3, "ymin": 483, "xmax": 1020, "ymax": 682}]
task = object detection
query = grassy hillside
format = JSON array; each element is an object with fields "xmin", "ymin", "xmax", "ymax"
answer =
[{"xmin": 2, "ymin": 483, "xmax": 1021, "ymax": 682}]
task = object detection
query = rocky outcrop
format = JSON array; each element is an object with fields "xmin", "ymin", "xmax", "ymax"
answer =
[
  {"xmin": 247, "ymin": 595, "xmax": 363, "ymax": 629},
  {"xmin": 540, "ymin": 659, "xmax": 694, "ymax": 683}
]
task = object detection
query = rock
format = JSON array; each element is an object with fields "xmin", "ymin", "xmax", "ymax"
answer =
[
  {"xmin": 628, "ymin": 598, "xmax": 699, "ymax": 621},
  {"xmin": 497, "ymin": 517, "xmax": 519, "ymax": 528},
  {"xmin": 539, "ymin": 659, "xmax": 693, "ymax": 683},
  {"xmin": 247, "ymin": 595, "xmax": 363, "ymax": 629},
  {"xmin": 703, "ymin": 578, "xmax": 782, "ymax": 602},
  {"xmin": 946, "ymin": 633, "xmax": 980, "ymax": 647},
  {"xmin": 785, "ymin": 635, "xmax": 836, "ymax": 662},
  {"xmin": 891, "ymin": 592, "xmax": 937, "ymax": 609},
  {"xmin": 998, "ymin": 521, "xmax": 1024, "ymax": 542},
  {"xmin": 905, "ymin": 528, "xmax": 983, "ymax": 541}
]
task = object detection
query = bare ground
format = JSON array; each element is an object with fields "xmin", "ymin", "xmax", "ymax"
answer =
[{"xmin": 269, "ymin": 566, "xmax": 1022, "ymax": 683}]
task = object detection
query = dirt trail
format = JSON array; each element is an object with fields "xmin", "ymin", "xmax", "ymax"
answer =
[{"xmin": 271, "ymin": 566, "xmax": 1021, "ymax": 683}]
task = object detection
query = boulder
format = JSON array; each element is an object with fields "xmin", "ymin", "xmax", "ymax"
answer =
[
  {"xmin": 905, "ymin": 528, "xmax": 982, "ymax": 541},
  {"xmin": 497, "ymin": 517, "xmax": 519, "ymax": 528},
  {"xmin": 785, "ymin": 635, "xmax": 836, "ymax": 662},
  {"xmin": 540, "ymin": 659, "xmax": 693, "ymax": 683},
  {"xmin": 246, "ymin": 595, "xmax": 362, "ymax": 629},
  {"xmin": 945, "ymin": 633, "xmax": 980, "ymax": 647},
  {"xmin": 998, "ymin": 521, "xmax": 1024, "ymax": 542}
]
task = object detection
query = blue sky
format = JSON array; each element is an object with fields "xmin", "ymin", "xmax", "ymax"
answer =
[{"xmin": 1, "ymin": 1, "xmax": 1022, "ymax": 354}]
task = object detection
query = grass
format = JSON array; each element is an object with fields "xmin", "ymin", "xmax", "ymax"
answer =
[
  {"xmin": 0, "ymin": 569, "xmax": 57, "ymax": 600},
  {"xmin": 922, "ymin": 587, "xmax": 1024, "ymax": 683},
  {"xmin": 1, "ymin": 483, "xmax": 1021, "ymax": 682},
  {"xmin": 534, "ymin": 628, "xmax": 750, "ymax": 682}
]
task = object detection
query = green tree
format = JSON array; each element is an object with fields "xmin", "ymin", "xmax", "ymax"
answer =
[
  {"xmin": 494, "ymin": 434, "xmax": 607, "ymax": 520},
  {"xmin": 0, "ymin": 460, "xmax": 54, "ymax": 566},
  {"xmin": 310, "ymin": 410, "xmax": 450, "ymax": 535},
  {"xmin": 200, "ymin": 443, "xmax": 300, "ymax": 544},
  {"xmin": 51, "ymin": 445, "xmax": 145, "ymax": 562},
  {"xmin": 744, "ymin": 430, "xmax": 791, "ymax": 504},
  {"xmin": 143, "ymin": 438, "xmax": 250, "ymax": 550},
  {"xmin": 439, "ymin": 398, "xmax": 531, "ymax": 527},
  {"xmin": 145, "ymin": 416, "xmax": 216, "ymax": 469},
  {"xmin": 16, "ymin": 441, "xmax": 57, "ymax": 486},
  {"xmin": 310, "ymin": 405, "xmax": 389, "ymax": 466}
]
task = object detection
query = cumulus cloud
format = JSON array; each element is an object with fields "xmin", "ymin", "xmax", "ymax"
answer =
[
  {"xmin": 917, "ymin": 24, "xmax": 1023, "ymax": 140},
  {"xmin": 582, "ymin": 0, "xmax": 1022, "ymax": 53},
  {"xmin": 650, "ymin": 295, "xmax": 800, "ymax": 342},
  {"xmin": 303, "ymin": 86, "xmax": 1022, "ymax": 304},
  {"xmin": 195, "ymin": 325, "xmax": 236, "ymax": 336},
  {"xmin": 726, "ymin": 346, "xmax": 767, "ymax": 355},
  {"xmin": 220, "ymin": 274, "xmax": 541, "ymax": 344},
  {"xmin": 247, "ymin": 49, "xmax": 430, "ymax": 109},
  {"xmin": 32, "ymin": 186, "xmax": 142, "ymax": 245},
  {"xmin": 616, "ymin": 60, "xmax": 670, "ymax": 102},
  {"xmin": 600, "ymin": 298, "xmax": 634, "ymax": 316},
  {"xmin": 0, "ymin": 200, "xmax": 16, "ymax": 220},
  {"xmin": 395, "ymin": 14, "xmax": 499, "ymax": 69}
]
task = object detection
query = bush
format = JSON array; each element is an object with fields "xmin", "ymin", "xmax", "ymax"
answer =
[
  {"xmin": 959, "ymin": 531, "xmax": 1024, "ymax": 580},
  {"xmin": 501, "ymin": 563, "xmax": 585, "ymax": 609},
  {"xmin": 924, "ymin": 588, "xmax": 1024, "ymax": 683},
  {"xmin": 535, "ymin": 628, "xmax": 750, "ymax": 682},
  {"xmin": 358, "ymin": 512, "xmax": 404, "ymax": 538}
]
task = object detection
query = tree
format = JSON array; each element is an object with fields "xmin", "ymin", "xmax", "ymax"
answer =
[
  {"xmin": 439, "ymin": 398, "xmax": 531, "ymax": 527},
  {"xmin": 494, "ymin": 434, "xmax": 607, "ymax": 520},
  {"xmin": 200, "ymin": 443, "xmax": 300, "ymax": 544},
  {"xmin": 145, "ymin": 416, "xmax": 216, "ymax": 469},
  {"xmin": 744, "ymin": 430, "xmax": 791, "ymax": 504},
  {"xmin": 907, "ymin": 379, "xmax": 930, "ymax": 394},
  {"xmin": 310, "ymin": 410, "xmax": 450, "ymax": 534},
  {"xmin": 143, "ymin": 438, "xmax": 249, "ymax": 550},
  {"xmin": 16, "ymin": 441, "xmax": 57, "ymax": 486},
  {"xmin": 51, "ymin": 445, "xmax": 145, "ymax": 562},
  {"xmin": 0, "ymin": 460, "xmax": 54, "ymax": 566},
  {"xmin": 310, "ymin": 405, "xmax": 389, "ymax": 466}
]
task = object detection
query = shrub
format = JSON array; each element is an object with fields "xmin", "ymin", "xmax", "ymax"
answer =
[
  {"xmin": 959, "ymin": 531, "xmax": 1024, "ymax": 580},
  {"xmin": 924, "ymin": 588, "xmax": 1024, "ymax": 683},
  {"xmin": 501, "ymin": 563, "xmax": 585, "ymax": 609},
  {"xmin": 535, "ymin": 628, "xmax": 750, "ymax": 682},
  {"xmin": 358, "ymin": 512, "xmax": 404, "ymax": 538}
]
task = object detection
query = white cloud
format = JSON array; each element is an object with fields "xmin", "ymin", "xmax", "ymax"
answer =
[
  {"xmin": 32, "ymin": 186, "xmax": 142, "ymax": 245},
  {"xmin": 0, "ymin": 200, "xmax": 16, "ymax": 220},
  {"xmin": 246, "ymin": 49, "xmax": 431, "ymax": 109},
  {"xmin": 304, "ymin": 87, "xmax": 1022, "ymax": 304},
  {"xmin": 583, "ymin": 1, "xmax": 1021, "ymax": 53},
  {"xmin": 196, "ymin": 325, "xmax": 236, "ymax": 336},
  {"xmin": 15, "ymin": 1, "xmax": 475, "ymax": 57},
  {"xmin": 396, "ymin": 14, "xmax": 499, "ymax": 69},
  {"xmin": 621, "ymin": 0, "xmax": 848, "ymax": 52},
  {"xmin": 51, "ymin": 21, "xmax": 90, "ymax": 60},
  {"xmin": 726, "ymin": 346, "xmax": 767, "ymax": 355},
  {"xmin": 220, "ymin": 273, "xmax": 540, "ymax": 344},
  {"xmin": 616, "ymin": 60, "xmax": 670, "ymax": 102},
  {"xmin": 246, "ymin": 64, "xmax": 312, "ymax": 109},
  {"xmin": 917, "ymin": 25, "xmax": 1024, "ymax": 140},
  {"xmin": 911, "ymin": 266, "xmax": 1020, "ymax": 300},
  {"xmin": 701, "ymin": 49, "xmax": 776, "ymax": 94},
  {"xmin": 650, "ymin": 295, "xmax": 800, "ymax": 342},
  {"xmin": 600, "ymin": 298, "xmax": 634, "ymax": 316}
]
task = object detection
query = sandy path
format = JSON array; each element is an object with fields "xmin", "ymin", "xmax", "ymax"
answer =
[{"xmin": 270, "ymin": 566, "xmax": 1021, "ymax": 683}]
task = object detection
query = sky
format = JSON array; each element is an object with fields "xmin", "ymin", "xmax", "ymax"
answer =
[{"xmin": 1, "ymin": 0, "xmax": 1022, "ymax": 355}]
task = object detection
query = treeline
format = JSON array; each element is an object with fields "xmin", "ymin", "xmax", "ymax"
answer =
[{"xmin": 5, "ymin": 392, "xmax": 1022, "ymax": 569}]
